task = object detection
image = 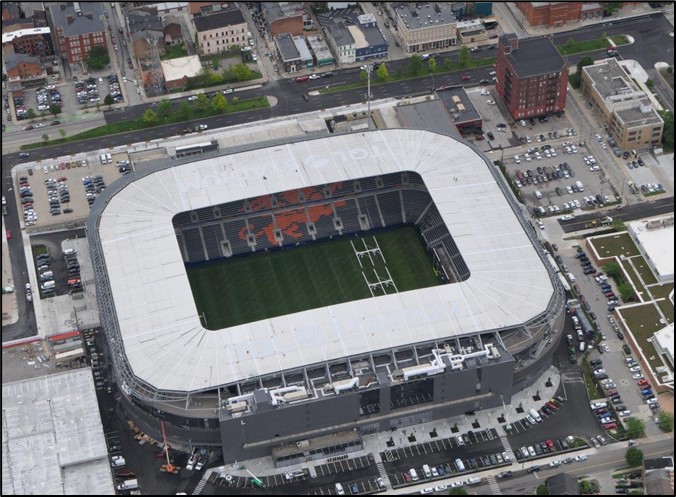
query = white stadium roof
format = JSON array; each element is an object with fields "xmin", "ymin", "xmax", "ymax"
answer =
[{"xmin": 98, "ymin": 129, "xmax": 554, "ymax": 392}]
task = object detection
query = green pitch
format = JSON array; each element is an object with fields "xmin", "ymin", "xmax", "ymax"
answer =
[{"xmin": 186, "ymin": 225, "xmax": 443, "ymax": 329}]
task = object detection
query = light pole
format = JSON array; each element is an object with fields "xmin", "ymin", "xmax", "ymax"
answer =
[{"xmin": 364, "ymin": 64, "xmax": 373, "ymax": 129}]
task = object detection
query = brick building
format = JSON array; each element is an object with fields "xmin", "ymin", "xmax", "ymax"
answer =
[
  {"xmin": 49, "ymin": 2, "xmax": 106, "ymax": 65},
  {"xmin": 516, "ymin": 2, "xmax": 580, "ymax": 28},
  {"xmin": 4, "ymin": 51, "xmax": 46, "ymax": 88},
  {"xmin": 495, "ymin": 34, "xmax": 568, "ymax": 120}
]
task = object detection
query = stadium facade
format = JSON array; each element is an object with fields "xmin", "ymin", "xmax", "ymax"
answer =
[{"xmin": 87, "ymin": 130, "xmax": 565, "ymax": 464}]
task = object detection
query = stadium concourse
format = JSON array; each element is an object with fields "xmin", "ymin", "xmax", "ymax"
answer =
[{"xmin": 87, "ymin": 129, "xmax": 566, "ymax": 464}]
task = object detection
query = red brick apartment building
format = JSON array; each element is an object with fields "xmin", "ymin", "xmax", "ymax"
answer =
[
  {"xmin": 49, "ymin": 2, "xmax": 107, "ymax": 64},
  {"xmin": 495, "ymin": 34, "xmax": 569, "ymax": 120}
]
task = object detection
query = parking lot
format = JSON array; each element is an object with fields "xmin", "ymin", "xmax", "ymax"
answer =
[{"xmin": 14, "ymin": 151, "xmax": 130, "ymax": 229}]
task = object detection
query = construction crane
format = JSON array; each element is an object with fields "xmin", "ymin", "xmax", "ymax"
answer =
[{"xmin": 159, "ymin": 421, "xmax": 180, "ymax": 474}]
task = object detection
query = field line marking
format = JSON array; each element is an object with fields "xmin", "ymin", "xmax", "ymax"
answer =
[
  {"xmin": 351, "ymin": 240, "xmax": 363, "ymax": 268},
  {"xmin": 362, "ymin": 272, "xmax": 375, "ymax": 297}
]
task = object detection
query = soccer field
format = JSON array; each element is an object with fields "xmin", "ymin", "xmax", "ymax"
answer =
[{"xmin": 186, "ymin": 225, "xmax": 443, "ymax": 329}]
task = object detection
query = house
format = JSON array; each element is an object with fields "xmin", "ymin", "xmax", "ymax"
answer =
[
  {"xmin": 127, "ymin": 7, "xmax": 165, "ymax": 60},
  {"xmin": 495, "ymin": 34, "xmax": 568, "ymax": 119},
  {"xmin": 4, "ymin": 50, "xmax": 46, "ymax": 89},
  {"xmin": 49, "ymin": 2, "xmax": 106, "ymax": 65},
  {"xmin": 194, "ymin": 8, "xmax": 248, "ymax": 55},
  {"xmin": 163, "ymin": 16, "xmax": 184, "ymax": 46},
  {"xmin": 262, "ymin": 2, "xmax": 310, "ymax": 37},
  {"xmin": 317, "ymin": 10, "xmax": 388, "ymax": 65}
]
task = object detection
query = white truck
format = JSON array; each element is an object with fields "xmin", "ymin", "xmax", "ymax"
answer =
[
  {"xmin": 116, "ymin": 479, "xmax": 138, "ymax": 490},
  {"xmin": 529, "ymin": 408, "xmax": 542, "ymax": 423}
]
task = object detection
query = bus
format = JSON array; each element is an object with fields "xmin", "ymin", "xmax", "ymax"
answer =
[{"xmin": 175, "ymin": 141, "xmax": 219, "ymax": 158}]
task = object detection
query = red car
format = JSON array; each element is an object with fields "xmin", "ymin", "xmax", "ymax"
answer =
[
  {"xmin": 545, "ymin": 439, "xmax": 554, "ymax": 449},
  {"xmin": 295, "ymin": 75, "xmax": 309, "ymax": 83},
  {"xmin": 462, "ymin": 74, "xmax": 471, "ymax": 81},
  {"xmin": 603, "ymin": 423, "xmax": 617, "ymax": 430},
  {"xmin": 5, "ymin": 229, "xmax": 10, "ymax": 240},
  {"xmin": 637, "ymin": 380, "xmax": 649, "ymax": 386}
]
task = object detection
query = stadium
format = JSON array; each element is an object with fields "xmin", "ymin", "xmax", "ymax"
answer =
[{"xmin": 87, "ymin": 129, "xmax": 565, "ymax": 465}]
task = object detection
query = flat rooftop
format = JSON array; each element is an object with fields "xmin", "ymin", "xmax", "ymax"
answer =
[
  {"xmin": 583, "ymin": 58, "xmax": 640, "ymax": 99},
  {"xmin": 96, "ymin": 129, "xmax": 554, "ymax": 392},
  {"xmin": 628, "ymin": 217, "xmax": 674, "ymax": 280},
  {"xmin": 504, "ymin": 36, "xmax": 566, "ymax": 78},
  {"xmin": 614, "ymin": 99, "xmax": 663, "ymax": 126},
  {"xmin": 1, "ymin": 370, "xmax": 114, "ymax": 495}
]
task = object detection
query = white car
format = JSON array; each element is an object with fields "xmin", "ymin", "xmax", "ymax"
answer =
[
  {"xmin": 434, "ymin": 485, "xmax": 448, "ymax": 492},
  {"xmin": 35, "ymin": 122, "xmax": 46, "ymax": 128},
  {"xmin": 195, "ymin": 124, "xmax": 208, "ymax": 131},
  {"xmin": 629, "ymin": 366, "xmax": 641, "ymax": 373},
  {"xmin": 486, "ymin": 99, "xmax": 496, "ymax": 105},
  {"xmin": 620, "ymin": 410, "xmax": 632, "ymax": 417},
  {"xmin": 480, "ymin": 90, "xmax": 490, "ymax": 96},
  {"xmin": 632, "ymin": 373, "xmax": 644, "ymax": 380},
  {"xmin": 549, "ymin": 460, "xmax": 562, "ymax": 467},
  {"xmin": 308, "ymin": 74, "xmax": 320, "ymax": 80},
  {"xmin": 222, "ymin": 88, "xmax": 234, "ymax": 95},
  {"xmin": 451, "ymin": 481, "xmax": 463, "ymax": 488},
  {"xmin": 560, "ymin": 214, "xmax": 575, "ymax": 221},
  {"xmin": 188, "ymin": 95, "xmax": 198, "ymax": 101},
  {"xmin": 603, "ymin": 344, "xmax": 610, "ymax": 352},
  {"xmin": 593, "ymin": 369, "xmax": 606, "ymax": 375},
  {"xmin": 575, "ymin": 454, "xmax": 588, "ymax": 462}
]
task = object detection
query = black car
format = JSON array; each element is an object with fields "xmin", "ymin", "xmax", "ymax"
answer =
[
  {"xmin": 486, "ymin": 131, "xmax": 495, "ymax": 140},
  {"xmin": 622, "ymin": 344, "xmax": 631, "ymax": 354},
  {"xmin": 19, "ymin": 152, "xmax": 30, "ymax": 158},
  {"xmin": 527, "ymin": 465, "xmax": 541, "ymax": 473},
  {"xmin": 590, "ymin": 359, "xmax": 602, "ymax": 366},
  {"xmin": 497, "ymin": 471, "xmax": 513, "ymax": 479}
]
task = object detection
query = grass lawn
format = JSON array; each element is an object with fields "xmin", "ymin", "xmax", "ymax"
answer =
[
  {"xmin": 629, "ymin": 255, "xmax": 658, "ymax": 285},
  {"xmin": 590, "ymin": 232, "xmax": 640, "ymax": 258},
  {"xmin": 581, "ymin": 360, "xmax": 602, "ymax": 400},
  {"xmin": 32, "ymin": 245, "xmax": 49, "ymax": 257},
  {"xmin": 557, "ymin": 35, "xmax": 628, "ymax": 56},
  {"xmin": 656, "ymin": 299, "xmax": 674, "ymax": 324},
  {"xmin": 619, "ymin": 304, "xmax": 667, "ymax": 371},
  {"xmin": 160, "ymin": 43, "xmax": 188, "ymax": 60},
  {"xmin": 621, "ymin": 262, "xmax": 647, "ymax": 302},
  {"xmin": 186, "ymin": 226, "xmax": 442, "ymax": 329},
  {"xmin": 648, "ymin": 283, "xmax": 674, "ymax": 301}
]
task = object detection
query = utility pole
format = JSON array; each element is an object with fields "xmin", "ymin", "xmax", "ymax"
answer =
[{"xmin": 362, "ymin": 64, "xmax": 373, "ymax": 130}]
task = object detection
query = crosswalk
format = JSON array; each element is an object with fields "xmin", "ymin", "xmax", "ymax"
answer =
[
  {"xmin": 499, "ymin": 435, "xmax": 513, "ymax": 461},
  {"xmin": 192, "ymin": 478, "xmax": 207, "ymax": 495},
  {"xmin": 374, "ymin": 454, "xmax": 392, "ymax": 489},
  {"xmin": 486, "ymin": 474, "xmax": 502, "ymax": 495}
]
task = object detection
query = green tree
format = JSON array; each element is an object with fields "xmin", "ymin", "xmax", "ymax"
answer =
[
  {"xmin": 603, "ymin": 261, "xmax": 622, "ymax": 279},
  {"xmin": 625, "ymin": 447, "xmax": 644, "ymax": 467},
  {"xmin": 58, "ymin": 128, "xmax": 67, "ymax": 138},
  {"xmin": 104, "ymin": 94, "xmax": 115, "ymax": 107},
  {"xmin": 41, "ymin": 133, "xmax": 49, "ymax": 143},
  {"xmin": 658, "ymin": 109, "xmax": 673, "ymax": 150},
  {"xmin": 570, "ymin": 56, "xmax": 595, "ymax": 89},
  {"xmin": 450, "ymin": 488, "xmax": 468, "ymax": 496},
  {"xmin": 27, "ymin": 108, "xmax": 36, "ymax": 120},
  {"xmin": 458, "ymin": 45, "xmax": 471, "ymax": 67},
  {"xmin": 408, "ymin": 54, "xmax": 423, "ymax": 76},
  {"xmin": 228, "ymin": 63, "xmax": 255, "ymax": 82},
  {"xmin": 536, "ymin": 483, "xmax": 550, "ymax": 495},
  {"xmin": 142, "ymin": 109, "xmax": 159, "ymax": 126},
  {"xmin": 86, "ymin": 45, "xmax": 110, "ymax": 70},
  {"xmin": 49, "ymin": 104, "xmax": 61, "ymax": 116},
  {"xmin": 231, "ymin": 96, "xmax": 239, "ymax": 105},
  {"xmin": 580, "ymin": 480, "xmax": 593, "ymax": 493},
  {"xmin": 566, "ymin": 37, "xmax": 576, "ymax": 50},
  {"xmin": 428, "ymin": 57, "xmax": 437, "ymax": 73},
  {"xmin": 195, "ymin": 93, "xmax": 210, "ymax": 112},
  {"xmin": 157, "ymin": 99, "xmax": 172, "ymax": 118},
  {"xmin": 211, "ymin": 93, "xmax": 228, "ymax": 113},
  {"xmin": 624, "ymin": 417, "xmax": 645, "ymax": 439},
  {"xmin": 618, "ymin": 283, "xmax": 636, "ymax": 302},
  {"xmin": 604, "ymin": 2, "xmax": 622, "ymax": 16},
  {"xmin": 612, "ymin": 219, "xmax": 626, "ymax": 231},
  {"xmin": 658, "ymin": 411, "xmax": 674, "ymax": 432},
  {"xmin": 360, "ymin": 69, "xmax": 369, "ymax": 83},
  {"xmin": 177, "ymin": 101, "xmax": 193, "ymax": 121},
  {"xmin": 376, "ymin": 63, "xmax": 389, "ymax": 81}
]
